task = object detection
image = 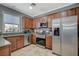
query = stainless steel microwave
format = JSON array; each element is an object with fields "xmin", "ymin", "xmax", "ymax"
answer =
[{"xmin": 40, "ymin": 23, "xmax": 48, "ymax": 28}]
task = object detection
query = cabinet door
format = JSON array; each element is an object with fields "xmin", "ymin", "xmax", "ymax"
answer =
[
  {"xmin": 31, "ymin": 34, "xmax": 36, "ymax": 44},
  {"xmin": 48, "ymin": 15, "xmax": 54, "ymax": 28},
  {"xmin": 16, "ymin": 36, "xmax": 24, "ymax": 49},
  {"xmin": 22, "ymin": 16, "xmax": 31, "ymax": 29},
  {"xmin": 46, "ymin": 35, "xmax": 52, "ymax": 50},
  {"xmin": 54, "ymin": 13, "xmax": 61, "ymax": 19},
  {"xmin": 76, "ymin": 7, "xmax": 79, "ymax": 15},
  {"xmin": 76, "ymin": 7, "xmax": 79, "ymax": 26},
  {"xmin": 25, "ymin": 19, "xmax": 29, "ymax": 28},
  {"xmin": 67, "ymin": 8, "xmax": 76, "ymax": 16},
  {"xmin": 33, "ymin": 18, "xmax": 39, "ymax": 28},
  {"xmin": 29, "ymin": 19, "xmax": 32, "ymax": 28},
  {"xmin": 32, "ymin": 20, "xmax": 36, "ymax": 28},
  {"xmin": 7, "ymin": 37, "xmax": 16, "ymax": 51},
  {"xmin": 61, "ymin": 11, "xmax": 67, "ymax": 17},
  {"xmin": 25, "ymin": 18, "xmax": 32, "ymax": 28},
  {"xmin": 22, "ymin": 17, "xmax": 27, "ymax": 29},
  {"xmin": 0, "ymin": 45, "xmax": 10, "ymax": 56}
]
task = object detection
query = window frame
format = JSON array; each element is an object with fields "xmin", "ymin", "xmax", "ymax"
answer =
[{"xmin": 2, "ymin": 11, "xmax": 21, "ymax": 33}]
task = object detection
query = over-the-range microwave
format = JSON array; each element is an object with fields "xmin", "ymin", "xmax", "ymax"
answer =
[{"xmin": 39, "ymin": 23, "xmax": 48, "ymax": 28}]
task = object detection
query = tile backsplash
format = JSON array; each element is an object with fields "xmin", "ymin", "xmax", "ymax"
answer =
[{"xmin": 34, "ymin": 28, "xmax": 52, "ymax": 34}]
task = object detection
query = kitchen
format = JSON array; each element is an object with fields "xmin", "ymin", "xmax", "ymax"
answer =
[{"xmin": 0, "ymin": 3, "xmax": 79, "ymax": 56}]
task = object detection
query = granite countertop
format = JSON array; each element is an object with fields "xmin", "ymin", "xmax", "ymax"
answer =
[
  {"xmin": 3, "ymin": 34, "xmax": 25, "ymax": 37},
  {"xmin": 3, "ymin": 32, "xmax": 32, "ymax": 37},
  {"xmin": 0, "ymin": 33, "xmax": 31, "ymax": 47},
  {"xmin": 0, "ymin": 37, "xmax": 11, "ymax": 48}
]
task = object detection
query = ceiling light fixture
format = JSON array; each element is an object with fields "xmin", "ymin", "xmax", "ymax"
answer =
[{"xmin": 29, "ymin": 3, "xmax": 36, "ymax": 9}]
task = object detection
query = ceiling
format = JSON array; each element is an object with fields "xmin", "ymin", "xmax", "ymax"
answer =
[{"xmin": 1, "ymin": 3, "xmax": 74, "ymax": 17}]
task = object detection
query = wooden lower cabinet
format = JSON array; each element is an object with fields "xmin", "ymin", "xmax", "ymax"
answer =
[
  {"xmin": 16, "ymin": 36, "xmax": 24, "ymax": 49},
  {"xmin": 7, "ymin": 37, "xmax": 16, "ymax": 51},
  {"xmin": 0, "ymin": 45, "xmax": 11, "ymax": 56},
  {"xmin": 31, "ymin": 34, "xmax": 36, "ymax": 44},
  {"xmin": 45, "ymin": 35, "xmax": 52, "ymax": 50},
  {"xmin": 5, "ymin": 35, "xmax": 24, "ymax": 52}
]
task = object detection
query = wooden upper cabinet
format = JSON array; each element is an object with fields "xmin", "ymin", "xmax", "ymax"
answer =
[
  {"xmin": 35, "ymin": 17, "xmax": 48, "ymax": 28},
  {"xmin": 39, "ymin": 17, "xmax": 47, "ymax": 23},
  {"xmin": 41, "ymin": 17, "xmax": 47, "ymax": 23},
  {"xmin": 22, "ymin": 16, "xmax": 27, "ymax": 29},
  {"xmin": 76, "ymin": 7, "xmax": 79, "ymax": 26},
  {"xmin": 26, "ymin": 19, "xmax": 29, "ymax": 28},
  {"xmin": 32, "ymin": 19, "xmax": 36, "ymax": 28},
  {"xmin": 48, "ymin": 13, "xmax": 61, "ymax": 28},
  {"xmin": 26, "ymin": 18, "xmax": 32, "ymax": 29},
  {"xmin": 22, "ymin": 16, "xmax": 26, "ymax": 28},
  {"xmin": 67, "ymin": 8, "xmax": 76, "ymax": 16},
  {"xmin": 28, "ymin": 19, "xmax": 32, "ymax": 28},
  {"xmin": 22, "ymin": 16, "xmax": 32, "ymax": 29},
  {"xmin": 76, "ymin": 7, "xmax": 79, "ymax": 15},
  {"xmin": 53, "ymin": 13, "xmax": 61, "ymax": 19},
  {"xmin": 60, "ymin": 11, "xmax": 67, "ymax": 17},
  {"xmin": 32, "ymin": 18, "xmax": 40, "ymax": 28},
  {"xmin": 48, "ymin": 15, "xmax": 51, "ymax": 28},
  {"xmin": 48, "ymin": 14, "xmax": 54, "ymax": 28}
]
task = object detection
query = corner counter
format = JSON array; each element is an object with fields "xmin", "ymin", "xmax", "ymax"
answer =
[
  {"xmin": 0, "ymin": 37, "xmax": 11, "ymax": 56},
  {"xmin": 0, "ymin": 37, "xmax": 11, "ymax": 48}
]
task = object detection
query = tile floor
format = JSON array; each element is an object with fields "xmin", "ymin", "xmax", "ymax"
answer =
[{"xmin": 11, "ymin": 44, "xmax": 56, "ymax": 56}]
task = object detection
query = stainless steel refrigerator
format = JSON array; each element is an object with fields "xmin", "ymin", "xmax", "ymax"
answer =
[{"xmin": 52, "ymin": 16, "xmax": 78, "ymax": 56}]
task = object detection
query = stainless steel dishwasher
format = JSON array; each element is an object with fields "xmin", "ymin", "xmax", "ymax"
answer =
[{"xmin": 24, "ymin": 34, "xmax": 31, "ymax": 46}]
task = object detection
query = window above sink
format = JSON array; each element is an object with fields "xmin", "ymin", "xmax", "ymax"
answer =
[{"xmin": 3, "ymin": 13, "xmax": 21, "ymax": 33}]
